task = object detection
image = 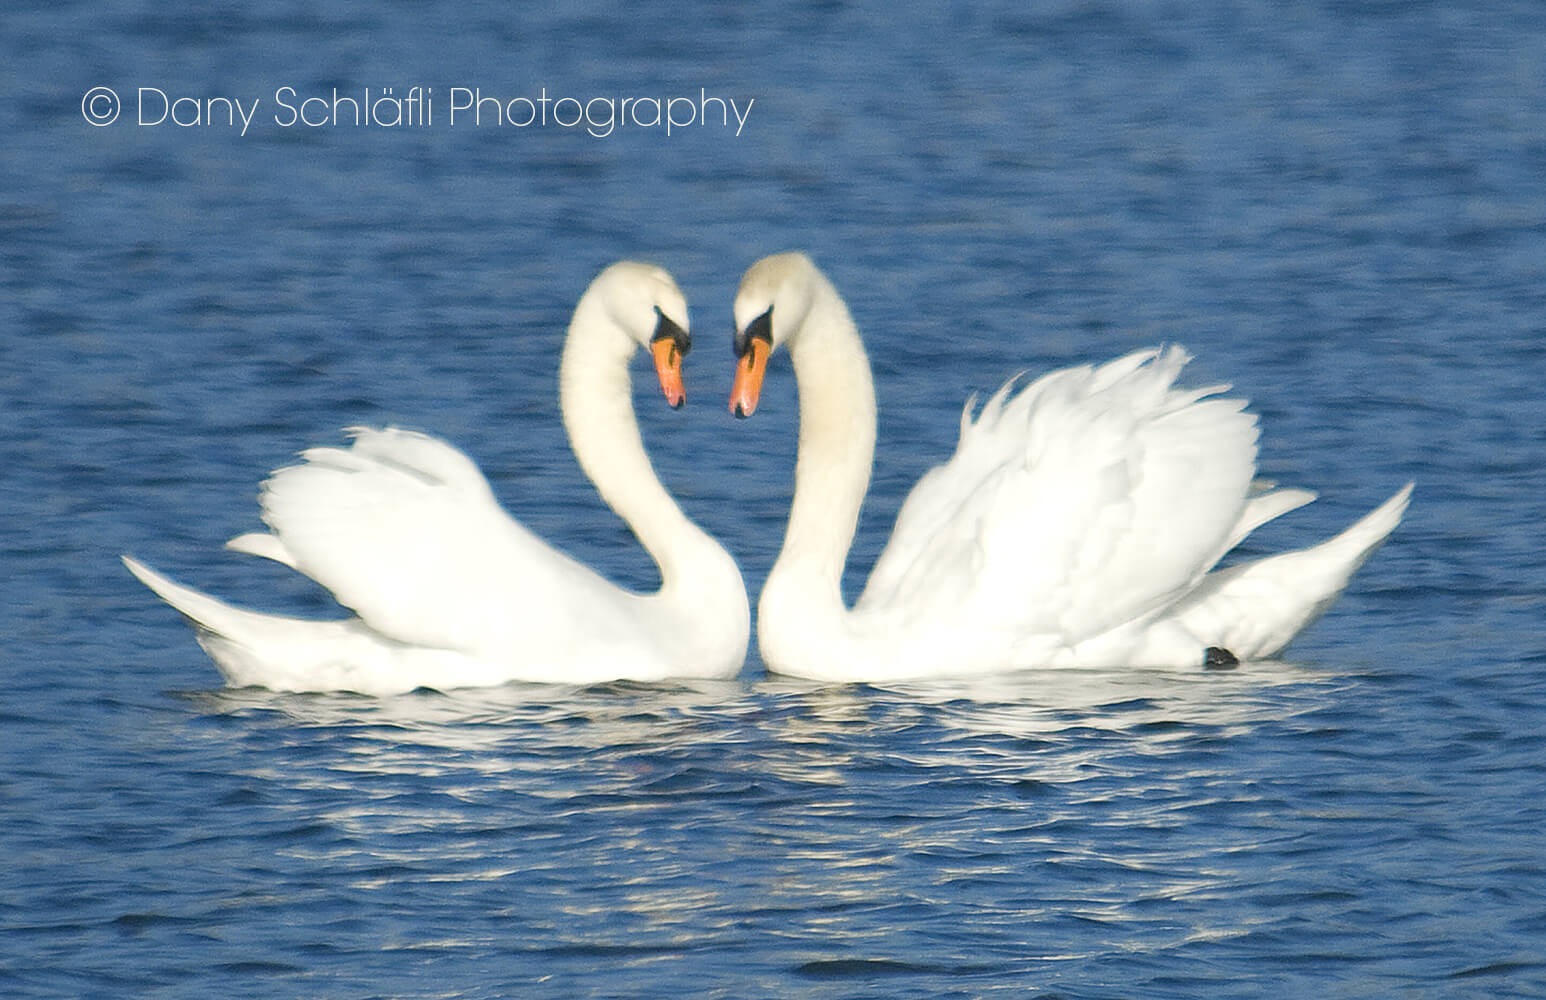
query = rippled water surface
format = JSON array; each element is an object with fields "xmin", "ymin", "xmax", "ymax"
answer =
[{"xmin": 5, "ymin": 2, "xmax": 1546, "ymax": 997}]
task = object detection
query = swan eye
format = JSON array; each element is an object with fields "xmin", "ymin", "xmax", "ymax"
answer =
[
  {"xmin": 651, "ymin": 306, "xmax": 692, "ymax": 358},
  {"xmin": 734, "ymin": 306, "xmax": 773, "ymax": 358}
]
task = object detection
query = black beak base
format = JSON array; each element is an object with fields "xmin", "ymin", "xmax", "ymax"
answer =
[
  {"xmin": 734, "ymin": 307, "xmax": 773, "ymax": 358},
  {"xmin": 652, "ymin": 307, "xmax": 692, "ymax": 357}
]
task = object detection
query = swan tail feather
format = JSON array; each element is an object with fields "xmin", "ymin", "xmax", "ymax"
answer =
[
  {"xmin": 1166, "ymin": 482, "xmax": 1413, "ymax": 659},
  {"xmin": 123, "ymin": 555, "xmax": 253, "ymax": 637},
  {"xmin": 122, "ymin": 554, "xmax": 396, "ymax": 691},
  {"xmin": 123, "ymin": 554, "xmax": 292, "ymax": 687}
]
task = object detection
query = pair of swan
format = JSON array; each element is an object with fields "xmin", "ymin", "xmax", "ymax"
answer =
[{"xmin": 125, "ymin": 254, "xmax": 1412, "ymax": 693}]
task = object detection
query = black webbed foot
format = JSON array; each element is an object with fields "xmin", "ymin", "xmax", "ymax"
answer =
[{"xmin": 1203, "ymin": 646, "xmax": 1239, "ymax": 670}]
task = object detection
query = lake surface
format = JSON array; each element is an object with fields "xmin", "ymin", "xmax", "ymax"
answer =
[{"xmin": 4, "ymin": 1, "xmax": 1545, "ymax": 996}]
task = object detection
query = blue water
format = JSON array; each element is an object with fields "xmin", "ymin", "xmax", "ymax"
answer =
[{"xmin": 5, "ymin": 1, "xmax": 1545, "ymax": 996}]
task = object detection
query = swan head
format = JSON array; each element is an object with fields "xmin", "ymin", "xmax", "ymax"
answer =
[
  {"xmin": 728, "ymin": 252, "xmax": 822, "ymax": 417},
  {"xmin": 588, "ymin": 261, "xmax": 693, "ymax": 408}
]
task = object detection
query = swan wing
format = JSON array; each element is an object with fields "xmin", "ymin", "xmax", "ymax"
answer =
[
  {"xmin": 857, "ymin": 347, "xmax": 1273, "ymax": 645},
  {"xmin": 230, "ymin": 427, "xmax": 617, "ymax": 656}
]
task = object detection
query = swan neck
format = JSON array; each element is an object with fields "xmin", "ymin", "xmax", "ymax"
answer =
[
  {"xmin": 775, "ymin": 278, "xmax": 878, "ymax": 601},
  {"xmin": 559, "ymin": 299, "xmax": 699, "ymax": 587}
]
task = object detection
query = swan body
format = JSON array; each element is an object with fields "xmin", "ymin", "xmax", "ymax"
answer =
[
  {"xmin": 126, "ymin": 262, "xmax": 749, "ymax": 694},
  {"xmin": 729, "ymin": 252, "xmax": 1410, "ymax": 682}
]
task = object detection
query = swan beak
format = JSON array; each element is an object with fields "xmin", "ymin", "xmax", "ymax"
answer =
[
  {"xmin": 650, "ymin": 308, "xmax": 690, "ymax": 409},
  {"xmin": 651, "ymin": 336, "xmax": 686, "ymax": 409},
  {"xmin": 730, "ymin": 338, "xmax": 771, "ymax": 418},
  {"xmin": 730, "ymin": 308, "xmax": 774, "ymax": 418}
]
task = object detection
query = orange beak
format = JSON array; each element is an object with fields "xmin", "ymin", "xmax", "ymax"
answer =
[
  {"xmin": 729, "ymin": 337, "xmax": 771, "ymax": 418},
  {"xmin": 651, "ymin": 336, "xmax": 685, "ymax": 409}
]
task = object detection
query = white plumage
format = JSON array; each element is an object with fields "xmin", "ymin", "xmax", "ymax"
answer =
[
  {"xmin": 125, "ymin": 262, "xmax": 749, "ymax": 694},
  {"xmin": 728, "ymin": 252, "xmax": 1410, "ymax": 682}
]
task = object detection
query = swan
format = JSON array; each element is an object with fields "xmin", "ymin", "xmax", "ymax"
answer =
[
  {"xmin": 727, "ymin": 252, "xmax": 1411, "ymax": 682},
  {"xmin": 124, "ymin": 261, "xmax": 749, "ymax": 694}
]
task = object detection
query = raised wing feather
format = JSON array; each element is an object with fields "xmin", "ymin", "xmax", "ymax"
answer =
[
  {"xmin": 231, "ymin": 427, "xmax": 619, "ymax": 656},
  {"xmin": 856, "ymin": 347, "xmax": 1265, "ymax": 645}
]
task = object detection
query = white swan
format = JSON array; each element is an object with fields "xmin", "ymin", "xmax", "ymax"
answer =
[
  {"xmin": 125, "ymin": 261, "xmax": 749, "ymax": 694},
  {"xmin": 728, "ymin": 252, "xmax": 1411, "ymax": 682}
]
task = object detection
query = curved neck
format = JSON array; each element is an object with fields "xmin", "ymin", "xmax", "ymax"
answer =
[
  {"xmin": 770, "ymin": 276, "xmax": 878, "ymax": 607},
  {"xmin": 559, "ymin": 297, "xmax": 703, "ymax": 588}
]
